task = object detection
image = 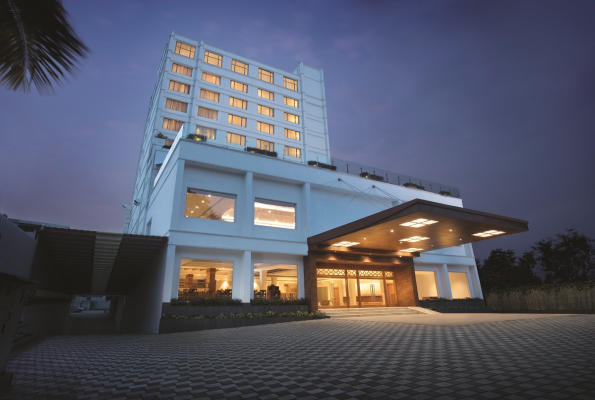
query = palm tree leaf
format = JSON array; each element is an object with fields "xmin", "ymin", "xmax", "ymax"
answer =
[{"xmin": 0, "ymin": 0, "xmax": 89, "ymax": 94}]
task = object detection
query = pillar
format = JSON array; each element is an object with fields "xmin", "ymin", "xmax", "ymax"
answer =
[
  {"xmin": 297, "ymin": 258, "xmax": 305, "ymax": 299},
  {"xmin": 208, "ymin": 268, "xmax": 217, "ymax": 292},
  {"xmin": 240, "ymin": 250, "xmax": 253, "ymax": 303},
  {"xmin": 163, "ymin": 244, "xmax": 178, "ymax": 302},
  {"xmin": 259, "ymin": 270, "xmax": 267, "ymax": 292},
  {"xmin": 394, "ymin": 262, "xmax": 420, "ymax": 307},
  {"xmin": 439, "ymin": 264, "xmax": 453, "ymax": 300}
]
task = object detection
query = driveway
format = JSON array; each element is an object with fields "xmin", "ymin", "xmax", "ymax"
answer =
[{"xmin": 2, "ymin": 315, "xmax": 594, "ymax": 399}]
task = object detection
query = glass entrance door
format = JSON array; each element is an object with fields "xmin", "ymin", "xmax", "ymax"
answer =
[
  {"xmin": 316, "ymin": 268, "xmax": 396, "ymax": 308},
  {"xmin": 358, "ymin": 279, "xmax": 386, "ymax": 307}
]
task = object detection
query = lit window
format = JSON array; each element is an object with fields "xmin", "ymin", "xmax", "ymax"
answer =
[
  {"xmin": 284, "ymin": 128, "xmax": 300, "ymax": 141},
  {"xmin": 162, "ymin": 118, "xmax": 184, "ymax": 131},
  {"xmin": 196, "ymin": 126, "xmax": 216, "ymax": 139},
  {"xmin": 259, "ymin": 68, "xmax": 273, "ymax": 83},
  {"xmin": 257, "ymin": 139, "xmax": 274, "ymax": 152},
  {"xmin": 169, "ymin": 80, "xmax": 190, "ymax": 94},
  {"xmin": 229, "ymin": 97, "xmax": 247, "ymax": 109},
  {"xmin": 200, "ymin": 89, "xmax": 219, "ymax": 102},
  {"xmin": 227, "ymin": 132, "xmax": 245, "ymax": 146},
  {"xmin": 232, "ymin": 59, "xmax": 248, "ymax": 75},
  {"xmin": 198, "ymin": 107, "xmax": 217, "ymax": 120},
  {"xmin": 258, "ymin": 88, "xmax": 274, "ymax": 101},
  {"xmin": 284, "ymin": 97, "xmax": 299, "ymax": 108},
  {"xmin": 202, "ymin": 72, "xmax": 220, "ymax": 85},
  {"xmin": 185, "ymin": 188, "xmax": 235, "ymax": 222},
  {"xmin": 284, "ymin": 146, "xmax": 301, "ymax": 158},
  {"xmin": 172, "ymin": 63, "xmax": 192, "ymax": 77},
  {"xmin": 165, "ymin": 99, "xmax": 188, "ymax": 113},
  {"xmin": 284, "ymin": 77, "xmax": 298, "ymax": 91},
  {"xmin": 228, "ymin": 114, "xmax": 246, "ymax": 127},
  {"xmin": 254, "ymin": 199, "xmax": 295, "ymax": 229},
  {"xmin": 400, "ymin": 218, "xmax": 438, "ymax": 228},
  {"xmin": 257, "ymin": 122, "xmax": 274, "ymax": 134},
  {"xmin": 258, "ymin": 104, "xmax": 274, "ymax": 117},
  {"xmin": 284, "ymin": 112, "xmax": 299, "ymax": 124},
  {"xmin": 175, "ymin": 42, "xmax": 195, "ymax": 58},
  {"xmin": 230, "ymin": 80, "xmax": 248, "ymax": 93},
  {"xmin": 400, "ymin": 236, "xmax": 430, "ymax": 243},
  {"xmin": 204, "ymin": 51, "xmax": 222, "ymax": 67}
]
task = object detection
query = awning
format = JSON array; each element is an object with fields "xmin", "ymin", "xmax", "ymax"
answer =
[{"xmin": 308, "ymin": 199, "xmax": 528, "ymax": 256}]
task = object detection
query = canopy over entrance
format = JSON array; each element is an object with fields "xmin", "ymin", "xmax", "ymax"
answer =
[{"xmin": 308, "ymin": 199, "xmax": 529, "ymax": 256}]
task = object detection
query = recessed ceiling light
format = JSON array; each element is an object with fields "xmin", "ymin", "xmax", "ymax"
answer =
[
  {"xmin": 402, "ymin": 248, "xmax": 424, "ymax": 252},
  {"xmin": 400, "ymin": 236, "xmax": 430, "ymax": 243},
  {"xmin": 473, "ymin": 230, "xmax": 506, "ymax": 237},
  {"xmin": 331, "ymin": 241, "xmax": 360, "ymax": 247},
  {"xmin": 449, "ymin": 229, "xmax": 452, "ymax": 232},
  {"xmin": 391, "ymin": 230, "xmax": 394, "ymax": 232},
  {"xmin": 400, "ymin": 218, "xmax": 438, "ymax": 228},
  {"xmin": 364, "ymin": 238, "xmax": 366, "ymax": 240}
]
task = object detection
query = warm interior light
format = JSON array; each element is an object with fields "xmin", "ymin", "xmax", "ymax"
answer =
[
  {"xmin": 400, "ymin": 236, "xmax": 430, "ymax": 242},
  {"xmin": 390, "ymin": 230, "xmax": 394, "ymax": 232},
  {"xmin": 331, "ymin": 241, "xmax": 360, "ymax": 247},
  {"xmin": 402, "ymin": 248, "xmax": 424, "ymax": 252},
  {"xmin": 255, "ymin": 202, "xmax": 296, "ymax": 213},
  {"xmin": 400, "ymin": 218, "xmax": 438, "ymax": 228},
  {"xmin": 472, "ymin": 230, "xmax": 506, "ymax": 237}
]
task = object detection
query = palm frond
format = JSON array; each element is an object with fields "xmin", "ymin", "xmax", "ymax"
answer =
[{"xmin": 0, "ymin": 0, "xmax": 89, "ymax": 94}]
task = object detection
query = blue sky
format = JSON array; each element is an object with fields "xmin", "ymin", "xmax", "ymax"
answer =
[{"xmin": 1, "ymin": 0, "xmax": 594, "ymax": 260}]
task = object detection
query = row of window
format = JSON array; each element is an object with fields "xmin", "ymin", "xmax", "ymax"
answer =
[
  {"xmin": 174, "ymin": 41, "xmax": 299, "ymax": 91},
  {"xmin": 184, "ymin": 188, "xmax": 297, "ymax": 230}
]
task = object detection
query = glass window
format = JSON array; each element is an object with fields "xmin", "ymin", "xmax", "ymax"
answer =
[
  {"xmin": 257, "ymin": 121, "xmax": 274, "ymax": 134},
  {"xmin": 230, "ymin": 80, "xmax": 248, "ymax": 93},
  {"xmin": 227, "ymin": 132, "xmax": 245, "ymax": 146},
  {"xmin": 232, "ymin": 59, "xmax": 248, "ymax": 75},
  {"xmin": 175, "ymin": 42, "xmax": 195, "ymax": 58},
  {"xmin": 257, "ymin": 139, "xmax": 274, "ymax": 151},
  {"xmin": 415, "ymin": 271, "xmax": 439, "ymax": 300},
  {"xmin": 165, "ymin": 99, "xmax": 188, "ymax": 113},
  {"xmin": 200, "ymin": 89, "xmax": 219, "ymax": 102},
  {"xmin": 258, "ymin": 88, "xmax": 274, "ymax": 101},
  {"xmin": 254, "ymin": 198, "xmax": 295, "ymax": 229},
  {"xmin": 284, "ymin": 112, "xmax": 299, "ymax": 124},
  {"xmin": 178, "ymin": 259, "xmax": 234, "ymax": 300},
  {"xmin": 162, "ymin": 118, "xmax": 184, "ymax": 131},
  {"xmin": 284, "ymin": 97, "xmax": 299, "ymax": 108},
  {"xmin": 229, "ymin": 97, "xmax": 247, "ymax": 109},
  {"xmin": 198, "ymin": 107, "xmax": 217, "ymax": 120},
  {"xmin": 254, "ymin": 265, "xmax": 298, "ymax": 300},
  {"xmin": 259, "ymin": 68, "xmax": 273, "ymax": 83},
  {"xmin": 449, "ymin": 272, "xmax": 471, "ymax": 299},
  {"xmin": 317, "ymin": 278, "xmax": 347, "ymax": 307},
  {"xmin": 258, "ymin": 104, "xmax": 274, "ymax": 117},
  {"xmin": 284, "ymin": 128, "xmax": 300, "ymax": 141},
  {"xmin": 169, "ymin": 80, "xmax": 190, "ymax": 94},
  {"xmin": 196, "ymin": 126, "xmax": 216, "ymax": 139},
  {"xmin": 202, "ymin": 72, "xmax": 220, "ymax": 85},
  {"xmin": 172, "ymin": 63, "xmax": 192, "ymax": 77},
  {"xmin": 228, "ymin": 114, "xmax": 246, "ymax": 127},
  {"xmin": 204, "ymin": 51, "xmax": 222, "ymax": 67},
  {"xmin": 285, "ymin": 146, "xmax": 301, "ymax": 158},
  {"xmin": 185, "ymin": 188, "xmax": 235, "ymax": 222},
  {"xmin": 284, "ymin": 77, "xmax": 298, "ymax": 91}
]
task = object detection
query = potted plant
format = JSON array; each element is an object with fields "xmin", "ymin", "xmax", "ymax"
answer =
[
  {"xmin": 403, "ymin": 182, "xmax": 425, "ymax": 190},
  {"xmin": 307, "ymin": 160, "xmax": 337, "ymax": 171},
  {"xmin": 186, "ymin": 133, "xmax": 207, "ymax": 142}
]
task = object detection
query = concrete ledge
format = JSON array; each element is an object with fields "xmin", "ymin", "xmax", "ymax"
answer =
[{"xmin": 408, "ymin": 307, "xmax": 440, "ymax": 315}]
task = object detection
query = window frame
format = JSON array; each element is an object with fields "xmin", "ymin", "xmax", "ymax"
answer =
[
  {"xmin": 284, "ymin": 128, "xmax": 300, "ymax": 141},
  {"xmin": 175, "ymin": 42, "xmax": 196, "ymax": 58},
  {"xmin": 254, "ymin": 198, "xmax": 296, "ymax": 230},
  {"xmin": 284, "ymin": 146, "xmax": 301, "ymax": 158},
  {"xmin": 283, "ymin": 77, "xmax": 298, "ymax": 91},
  {"xmin": 257, "ymin": 104, "xmax": 274, "ymax": 117},
  {"xmin": 202, "ymin": 72, "xmax": 221, "ymax": 85},
  {"xmin": 228, "ymin": 114, "xmax": 247, "ymax": 127},
  {"xmin": 231, "ymin": 59, "xmax": 249, "ymax": 75},
  {"xmin": 169, "ymin": 80, "xmax": 191, "ymax": 94},
  {"xmin": 258, "ymin": 88, "xmax": 274, "ymax": 101},
  {"xmin": 204, "ymin": 50, "xmax": 222, "ymax": 67},
  {"xmin": 196, "ymin": 125, "xmax": 216, "ymax": 139},
  {"xmin": 227, "ymin": 132, "xmax": 246, "ymax": 146},
  {"xmin": 257, "ymin": 121, "xmax": 274, "ymax": 134},
  {"xmin": 162, "ymin": 118, "xmax": 184, "ymax": 132},
  {"xmin": 230, "ymin": 80, "xmax": 248, "ymax": 93},
  {"xmin": 200, "ymin": 89, "xmax": 220, "ymax": 102},
  {"xmin": 258, "ymin": 68, "xmax": 274, "ymax": 83},
  {"xmin": 172, "ymin": 63, "xmax": 192, "ymax": 77},
  {"xmin": 257, "ymin": 139, "xmax": 274, "ymax": 152},
  {"xmin": 284, "ymin": 96, "xmax": 299, "ymax": 108},
  {"xmin": 284, "ymin": 112, "xmax": 300, "ymax": 124},
  {"xmin": 165, "ymin": 98, "xmax": 189, "ymax": 113},
  {"xmin": 198, "ymin": 107, "xmax": 218, "ymax": 120},
  {"xmin": 185, "ymin": 188, "xmax": 236, "ymax": 223},
  {"xmin": 229, "ymin": 96, "xmax": 247, "ymax": 110}
]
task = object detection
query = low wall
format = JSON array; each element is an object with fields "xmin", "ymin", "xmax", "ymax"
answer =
[
  {"xmin": 485, "ymin": 285, "xmax": 595, "ymax": 312},
  {"xmin": 419, "ymin": 299, "xmax": 485, "ymax": 308},
  {"xmin": 162, "ymin": 303, "xmax": 309, "ymax": 316}
]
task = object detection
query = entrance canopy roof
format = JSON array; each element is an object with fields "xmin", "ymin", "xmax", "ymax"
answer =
[{"xmin": 308, "ymin": 199, "xmax": 528, "ymax": 256}]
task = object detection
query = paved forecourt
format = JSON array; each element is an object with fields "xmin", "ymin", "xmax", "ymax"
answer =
[{"xmin": 2, "ymin": 315, "xmax": 594, "ymax": 400}]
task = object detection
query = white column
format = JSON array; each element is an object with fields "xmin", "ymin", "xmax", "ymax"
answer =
[
  {"xmin": 240, "ymin": 250, "xmax": 253, "ymax": 303},
  {"xmin": 162, "ymin": 244, "xmax": 178, "ymax": 302},
  {"xmin": 259, "ymin": 269, "xmax": 267, "ymax": 291},
  {"xmin": 241, "ymin": 172, "xmax": 254, "ymax": 236},
  {"xmin": 439, "ymin": 264, "xmax": 453, "ymax": 300},
  {"xmin": 301, "ymin": 182, "xmax": 311, "ymax": 239},
  {"xmin": 297, "ymin": 258, "xmax": 305, "ymax": 299},
  {"xmin": 469, "ymin": 264, "xmax": 484, "ymax": 299}
]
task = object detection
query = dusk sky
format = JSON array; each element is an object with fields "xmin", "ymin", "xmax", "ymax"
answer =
[{"xmin": 1, "ymin": 0, "xmax": 594, "ymax": 260}]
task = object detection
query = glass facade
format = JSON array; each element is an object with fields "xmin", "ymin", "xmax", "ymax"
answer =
[
  {"xmin": 185, "ymin": 189, "xmax": 235, "ymax": 222},
  {"xmin": 254, "ymin": 199, "xmax": 295, "ymax": 229},
  {"xmin": 316, "ymin": 268, "xmax": 396, "ymax": 308},
  {"xmin": 178, "ymin": 259, "xmax": 233, "ymax": 299}
]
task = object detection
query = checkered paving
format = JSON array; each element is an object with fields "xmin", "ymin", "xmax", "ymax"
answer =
[{"xmin": 2, "ymin": 315, "xmax": 595, "ymax": 399}]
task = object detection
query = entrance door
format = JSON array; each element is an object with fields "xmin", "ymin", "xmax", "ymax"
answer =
[
  {"xmin": 386, "ymin": 283, "xmax": 397, "ymax": 306},
  {"xmin": 358, "ymin": 279, "xmax": 386, "ymax": 307}
]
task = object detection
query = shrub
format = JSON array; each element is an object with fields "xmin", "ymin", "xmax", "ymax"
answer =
[
  {"xmin": 186, "ymin": 133, "xmax": 207, "ymax": 142},
  {"xmin": 403, "ymin": 182, "xmax": 425, "ymax": 190},
  {"xmin": 307, "ymin": 160, "xmax": 337, "ymax": 171},
  {"xmin": 250, "ymin": 298, "xmax": 308, "ymax": 306},
  {"xmin": 170, "ymin": 298, "xmax": 242, "ymax": 306}
]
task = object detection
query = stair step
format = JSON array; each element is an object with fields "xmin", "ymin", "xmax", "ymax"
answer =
[{"xmin": 323, "ymin": 307, "xmax": 422, "ymax": 318}]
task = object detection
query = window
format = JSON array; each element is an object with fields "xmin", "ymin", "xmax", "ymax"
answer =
[
  {"xmin": 198, "ymin": 107, "xmax": 218, "ymax": 120},
  {"xmin": 258, "ymin": 104, "xmax": 274, "ymax": 117},
  {"xmin": 178, "ymin": 259, "xmax": 234, "ymax": 300},
  {"xmin": 165, "ymin": 99, "xmax": 188, "ymax": 113},
  {"xmin": 259, "ymin": 68, "xmax": 273, "ymax": 83},
  {"xmin": 415, "ymin": 271, "xmax": 439, "ymax": 300},
  {"xmin": 257, "ymin": 139, "xmax": 274, "ymax": 151},
  {"xmin": 162, "ymin": 118, "xmax": 184, "ymax": 131},
  {"xmin": 175, "ymin": 42, "xmax": 195, "ymax": 58},
  {"xmin": 185, "ymin": 188, "xmax": 235, "ymax": 222},
  {"xmin": 228, "ymin": 114, "xmax": 246, "ymax": 127},
  {"xmin": 172, "ymin": 63, "xmax": 192, "ymax": 77},
  {"xmin": 257, "ymin": 121, "xmax": 274, "ymax": 134},
  {"xmin": 285, "ymin": 146, "xmax": 301, "ymax": 158},
  {"xmin": 202, "ymin": 72, "xmax": 220, "ymax": 85},
  {"xmin": 227, "ymin": 132, "xmax": 245, "ymax": 146},
  {"xmin": 232, "ymin": 59, "xmax": 248, "ymax": 75},
  {"xmin": 449, "ymin": 272, "xmax": 472, "ymax": 299},
  {"xmin": 229, "ymin": 97, "xmax": 247, "ymax": 109},
  {"xmin": 169, "ymin": 80, "xmax": 190, "ymax": 94},
  {"xmin": 284, "ymin": 112, "xmax": 299, "ymax": 124},
  {"xmin": 200, "ymin": 89, "xmax": 219, "ymax": 102},
  {"xmin": 196, "ymin": 126, "xmax": 216, "ymax": 139},
  {"xmin": 284, "ymin": 128, "xmax": 300, "ymax": 141},
  {"xmin": 258, "ymin": 88, "xmax": 274, "ymax": 101},
  {"xmin": 204, "ymin": 51, "xmax": 222, "ymax": 67},
  {"xmin": 230, "ymin": 80, "xmax": 248, "ymax": 93},
  {"xmin": 284, "ymin": 97, "xmax": 299, "ymax": 108},
  {"xmin": 254, "ymin": 199, "xmax": 296, "ymax": 229},
  {"xmin": 284, "ymin": 77, "xmax": 298, "ymax": 91}
]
